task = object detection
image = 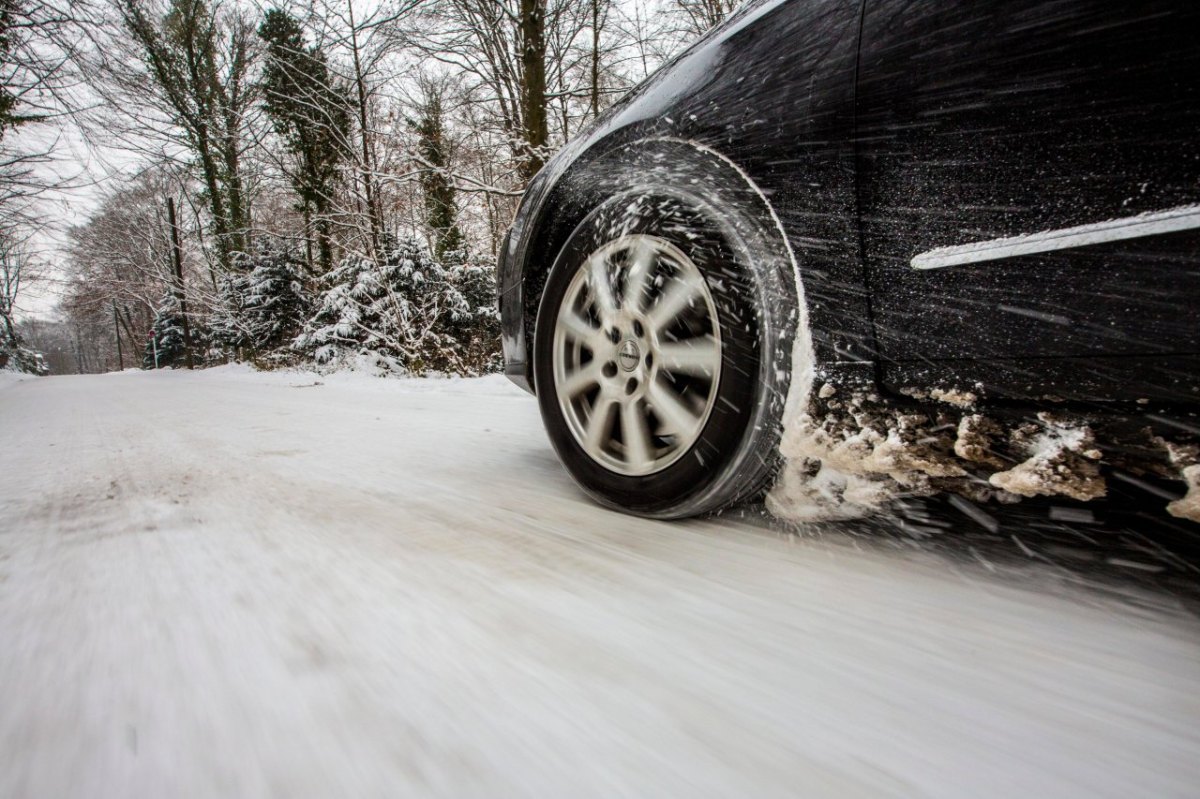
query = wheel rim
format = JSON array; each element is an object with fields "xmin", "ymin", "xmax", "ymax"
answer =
[{"xmin": 552, "ymin": 234, "xmax": 723, "ymax": 476}]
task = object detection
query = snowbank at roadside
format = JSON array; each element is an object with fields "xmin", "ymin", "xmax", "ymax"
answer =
[{"xmin": 154, "ymin": 358, "xmax": 524, "ymax": 398}]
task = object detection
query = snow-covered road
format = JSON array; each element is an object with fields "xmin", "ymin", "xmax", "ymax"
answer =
[{"xmin": 2, "ymin": 368, "xmax": 1198, "ymax": 798}]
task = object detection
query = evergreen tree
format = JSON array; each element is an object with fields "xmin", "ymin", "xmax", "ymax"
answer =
[
  {"xmin": 0, "ymin": 0, "xmax": 22, "ymax": 140},
  {"xmin": 209, "ymin": 241, "xmax": 310, "ymax": 360},
  {"xmin": 239, "ymin": 241, "xmax": 311, "ymax": 353},
  {"xmin": 442, "ymin": 249, "xmax": 501, "ymax": 373},
  {"xmin": 258, "ymin": 8, "xmax": 350, "ymax": 273},
  {"xmin": 208, "ymin": 269, "xmax": 251, "ymax": 356},
  {"xmin": 295, "ymin": 237, "xmax": 499, "ymax": 374},
  {"xmin": 377, "ymin": 236, "xmax": 463, "ymax": 371},
  {"xmin": 293, "ymin": 254, "xmax": 368, "ymax": 365},
  {"xmin": 410, "ymin": 86, "xmax": 462, "ymax": 260},
  {"xmin": 143, "ymin": 293, "xmax": 188, "ymax": 369}
]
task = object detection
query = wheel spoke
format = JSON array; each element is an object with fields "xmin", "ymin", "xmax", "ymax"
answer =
[
  {"xmin": 646, "ymin": 271, "xmax": 703, "ymax": 332},
  {"xmin": 587, "ymin": 252, "xmax": 619, "ymax": 322},
  {"xmin": 621, "ymin": 399, "xmax": 654, "ymax": 471},
  {"xmin": 647, "ymin": 379, "xmax": 700, "ymax": 436},
  {"xmin": 658, "ymin": 336, "xmax": 721, "ymax": 379},
  {"xmin": 584, "ymin": 395, "xmax": 618, "ymax": 450},
  {"xmin": 622, "ymin": 239, "xmax": 656, "ymax": 313},
  {"xmin": 559, "ymin": 360, "xmax": 603, "ymax": 398},
  {"xmin": 553, "ymin": 233, "xmax": 723, "ymax": 476},
  {"xmin": 559, "ymin": 307, "xmax": 605, "ymax": 351}
]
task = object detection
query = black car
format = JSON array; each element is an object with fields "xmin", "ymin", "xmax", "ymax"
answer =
[{"xmin": 498, "ymin": 0, "xmax": 1200, "ymax": 520}]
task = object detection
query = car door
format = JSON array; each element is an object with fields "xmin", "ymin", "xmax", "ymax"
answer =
[{"xmin": 855, "ymin": 0, "xmax": 1200, "ymax": 402}]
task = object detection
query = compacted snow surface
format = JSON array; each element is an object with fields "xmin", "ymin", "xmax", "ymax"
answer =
[{"xmin": 1, "ymin": 368, "xmax": 1198, "ymax": 798}]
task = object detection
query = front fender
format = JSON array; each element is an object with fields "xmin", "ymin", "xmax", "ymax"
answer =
[{"xmin": 504, "ymin": 135, "xmax": 811, "ymax": 406}]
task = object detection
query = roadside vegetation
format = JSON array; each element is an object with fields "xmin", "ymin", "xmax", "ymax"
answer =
[{"xmin": 0, "ymin": 0, "xmax": 732, "ymax": 376}]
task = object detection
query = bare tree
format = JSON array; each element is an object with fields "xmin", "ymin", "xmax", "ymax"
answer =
[
  {"xmin": 0, "ymin": 229, "xmax": 47, "ymax": 371},
  {"xmin": 671, "ymin": 0, "xmax": 737, "ymax": 38},
  {"xmin": 308, "ymin": 0, "xmax": 422, "ymax": 256},
  {"xmin": 0, "ymin": 232, "xmax": 33, "ymax": 340},
  {"xmin": 0, "ymin": 0, "xmax": 98, "ymax": 231},
  {"xmin": 17, "ymin": 315, "xmax": 76, "ymax": 373},
  {"xmin": 88, "ymin": 0, "xmax": 256, "ymax": 272},
  {"xmin": 28, "ymin": 0, "xmax": 725, "ymax": 373},
  {"xmin": 588, "ymin": 0, "xmax": 608, "ymax": 118},
  {"xmin": 64, "ymin": 166, "xmax": 200, "ymax": 344},
  {"xmin": 415, "ymin": 0, "xmax": 587, "ymax": 182}
]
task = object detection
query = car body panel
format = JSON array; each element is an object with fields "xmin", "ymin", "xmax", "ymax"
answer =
[
  {"xmin": 856, "ymin": 0, "xmax": 1200, "ymax": 402},
  {"xmin": 501, "ymin": 0, "xmax": 1200, "ymax": 406}
]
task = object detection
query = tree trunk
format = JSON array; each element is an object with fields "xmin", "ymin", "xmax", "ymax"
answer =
[
  {"xmin": 519, "ymin": 0, "xmax": 548, "ymax": 181},
  {"xmin": 590, "ymin": 0, "xmax": 601, "ymax": 119},
  {"xmin": 302, "ymin": 205, "xmax": 315, "ymax": 273},
  {"xmin": 119, "ymin": 305, "xmax": 140, "ymax": 356},
  {"xmin": 316, "ymin": 216, "xmax": 334, "ymax": 274},
  {"xmin": 0, "ymin": 307, "xmax": 16, "ymax": 350},
  {"xmin": 72, "ymin": 325, "xmax": 86, "ymax": 374},
  {"xmin": 168, "ymin": 197, "xmax": 195, "ymax": 369},
  {"xmin": 347, "ymin": 1, "xmax": 382, "ymax": 257},
  {"xmin": 225, "ymin": 153, "xmax": 248, "ymax": 257},
  {"xmin": 192, "ymin": 120, "xmax": 234, "ymax": 271}
]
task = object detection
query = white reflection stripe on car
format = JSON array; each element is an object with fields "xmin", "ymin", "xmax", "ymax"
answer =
[{"xmin": 911, "ymin": 204, "xmax": 1200, "ymax": 270}]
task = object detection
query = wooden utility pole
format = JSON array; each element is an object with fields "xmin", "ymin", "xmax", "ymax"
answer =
[
  {"xmin": 112, "ymin": 301, "xmax": 124, "ymax": 370},
  {"xmin": 167, "ymin": 197, "xmax": 195, "ymax": 369}
]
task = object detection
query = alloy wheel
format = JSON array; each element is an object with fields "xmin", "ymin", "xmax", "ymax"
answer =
[{"xmin": 551, "ymin": 234, "xmax": 723, "ymax": 476}]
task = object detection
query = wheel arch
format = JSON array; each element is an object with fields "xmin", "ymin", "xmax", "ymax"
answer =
[{"xmin": 517, "ymin": 136, "xmax": 815, "ymax": 419}]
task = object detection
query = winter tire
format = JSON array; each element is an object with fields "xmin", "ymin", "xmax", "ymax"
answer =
[{"xmin": 533, "ymin": 169, "xmax": 797, "ymax": 518}]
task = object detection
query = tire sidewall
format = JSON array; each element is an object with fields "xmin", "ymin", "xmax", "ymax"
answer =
[{"xmin": 534, "ymin": 180, "xmax": 794, "ymax": 517}]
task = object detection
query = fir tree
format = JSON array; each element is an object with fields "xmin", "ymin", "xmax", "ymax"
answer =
[
  {"xmin": 293, "ymin": 252, "xmax": 373, "ymax": 365},
  {"xmin": 208, "ymin": 269, "xmax": 251, "ymax": 356},
  {"xmin": 293, "ymin": 237, "xmax": 447, "ymax": 372},
  {"xmin": 239, "ymin": 241, "xmax": 311, "ymax": 354},
  {"xmin": 444, "ymin": 252, "xmax": 501, "ymax": 373},
  {"xmin": 258, "ymin": 9, "xmax": 350, "ymax": 273},
  {"xmin": 295, "ymin": 237, "xmax": 499, "ymax": 375},
  {"xmin": 143, "ymin": 294, "xmax": 188, "ymax": 369},
  {"xmin": 209, "ymin": 241, "xmax": 311, "ymax": 360},
  {"xmin": 410, "ymin": 86, "xmax": 462, "ymax": 261}
]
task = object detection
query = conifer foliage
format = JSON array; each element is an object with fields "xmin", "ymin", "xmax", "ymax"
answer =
[
  {"xmin": 442, "ymin": 252, "xmax": 502, "ymax": 373},
  {"xmin": 142, "ymin": 293, "xmax": 189, "ymax": 369},
  {"xmin": 0, "ymin": 332, "xmax": 47, "ymax": 375},
  {"xmin": 258, "ymin": 9, "xmax": 349, "ymax": 274},
  {"xmin": 410, "ymin": 86, "xmax": 463, "ymax": 261},
  {"xmin": 211, "ymin": 240, "xmax": 311, "ymax": 361},
  {"xmin": 295, "ymin": 237, "xmax": 497, "ymax": 375},
  {"xmin": 208, "ymin": 270, "xmax": 251, "ymax": 357}
]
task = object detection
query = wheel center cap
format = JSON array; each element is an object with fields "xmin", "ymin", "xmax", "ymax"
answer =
[{"xmin": 617, "ymin": 339, "xmax": 640, "ymax": 372}]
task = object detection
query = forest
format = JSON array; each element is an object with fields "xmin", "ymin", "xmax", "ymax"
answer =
[{"xmin": 0, "ymin": 0, "xmax": 733, "ymax": 375}]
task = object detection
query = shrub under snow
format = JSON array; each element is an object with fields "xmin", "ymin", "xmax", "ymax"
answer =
[
  {"xmin": 294, "ymin": 237, "xmax": 499, "ymax": 376},
  {"xmin": 0, "ymin": 337, "xmax": 47, "ymax": 375},
  {"xmin": 143, "ymin": 293, "xmax": 190, "ymax": 369},
  {"xmin": 210, "ymin": 240, "xmax": 312, "ymax": 363}
]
